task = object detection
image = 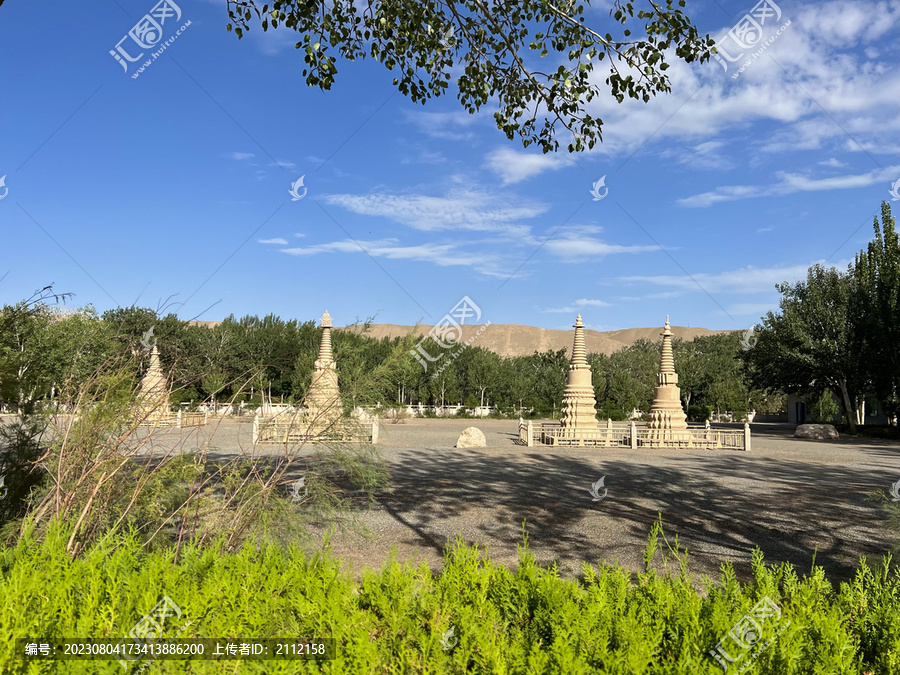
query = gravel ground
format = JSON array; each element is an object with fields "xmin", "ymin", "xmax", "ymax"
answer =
[{"xmin": 126, "ymin": 417, "xmax": 899, "ymax": 583}]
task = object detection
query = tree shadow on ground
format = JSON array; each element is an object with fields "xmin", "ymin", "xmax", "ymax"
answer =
[
  {"xmin": 121, "ymin": 420, "xmax": 899, "ymax": 583},
  {"xmin": 368, "ymin": 443, "xmax": 897, "ymax": 583}
]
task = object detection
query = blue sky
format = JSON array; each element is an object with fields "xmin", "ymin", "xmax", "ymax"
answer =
[{"xmin": 1, "ymin": 0, "xmax": 897, "ymax": 332}]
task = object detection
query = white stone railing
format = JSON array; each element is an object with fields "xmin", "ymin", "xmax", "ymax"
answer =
[
  {"xmin": 544, "ymin": 426, "xmax": 631, "ymax": 447},
  {"xmin": 634, "ymin": 425, "xmax": 749, "ymax": 450},
  {"xmin": 137, "ymin": 410, "xmax": 209, "ymax": 429},
  {"xmin": 520, "ymin": 420, "xmax": 751, "ymax": 450},
  {"xmin": 137, "ymin": 414, "xmax": 178, "ymax": 429},
  {"xmin": 253, "ymin": 415, "xmax": 379, "ymax": 445},
  {"xmin": 518, "ymin": 420, "xmax": 566, "ymax": 447},
  {"xmin": 179, "ymin": 411, "xmax": 208, "ymax": 428}
]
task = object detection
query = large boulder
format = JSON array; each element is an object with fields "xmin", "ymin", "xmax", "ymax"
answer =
[
  {"xmin": 456, "ymin": 426, "xmax": 487, "ymax": 448},
  {"xmin": 794, "ymin": 423, "xmax": 839, "ymax": 440}
]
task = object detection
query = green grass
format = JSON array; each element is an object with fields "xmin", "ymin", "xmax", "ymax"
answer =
[{"xmin": 1, "ymin": 520, "xmax": 898, "ymax": 674}]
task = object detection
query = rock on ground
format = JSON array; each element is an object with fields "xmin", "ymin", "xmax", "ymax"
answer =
[
  {"xmin": 795, "ymin": 423, "xmax": 839, "ymax": 440},
  {"xmin": 456, "ymin": 426, "xmax": 487, "ymax": 448}
]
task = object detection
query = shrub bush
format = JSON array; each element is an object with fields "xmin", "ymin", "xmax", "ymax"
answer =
[
  {"xmin": 687, "ymin": 405, "xmax": 714, "ymax": 423},
  {"xmin": 2, "ymin": 520, "xmax": 898, "ymax": 674}
]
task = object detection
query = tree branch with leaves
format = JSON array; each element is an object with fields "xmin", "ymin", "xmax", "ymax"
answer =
[{"xmin": 225, "ymin": 0, "xmax": 714, "ymax": 152}]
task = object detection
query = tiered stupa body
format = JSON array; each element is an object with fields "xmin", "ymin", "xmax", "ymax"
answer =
[
  {"xmin": 648, "ymin": 316, "xmax": 689, "ymax": 441},
  {"xmin": 137, "ymin": 345, "xmax": 170, "ymax": 422},
  {"xmin": 559, "ymin": 314, "xmax": 599, "ymax": 436},
  {"xmin": 304, "ymin": 311, "xmax": 343, "ymax": 434}
]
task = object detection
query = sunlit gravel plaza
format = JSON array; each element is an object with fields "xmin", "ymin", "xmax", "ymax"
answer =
[{"xmin": 134, "ymin": 418, "xmax": 898, "ymax": 582}]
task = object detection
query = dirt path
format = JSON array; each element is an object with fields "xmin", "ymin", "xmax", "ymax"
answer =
[
  {"xmin": 309, "ymin": 419, "xmax": 900, "ymax": 583},
  {"xmin": 127, "ymin": 418, "xmax": 900, "ymax": 583}
]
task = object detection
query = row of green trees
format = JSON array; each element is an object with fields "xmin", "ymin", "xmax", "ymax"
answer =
[
  {"xmin": 744, "ymin": 202, "xmax": 899, "ymax": 433},
  {"xmin": 0, "ymin": 299, "xmax": 774, "ymax": 421},
  {"xmin": 5, "ymin": 203, "xmax": 892, "ymax": 426}
]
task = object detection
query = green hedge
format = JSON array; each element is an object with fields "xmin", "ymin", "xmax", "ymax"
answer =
[{"xmin": 1, "ymin": 521, "xmax": 898, "ymax": 674}]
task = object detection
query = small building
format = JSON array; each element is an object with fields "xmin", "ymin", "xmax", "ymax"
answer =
[{"xmin": 786, "ymin": 392, "xmax": 889, "ymax": 425}]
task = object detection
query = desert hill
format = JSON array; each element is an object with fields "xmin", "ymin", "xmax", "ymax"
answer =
[
  {"xmin": 344, "ymin": 323, "xmax": 728, "ymax": 358},
  {"xmin": 186, "ymin": 320, "xmax": 728, "ymax": 358}
]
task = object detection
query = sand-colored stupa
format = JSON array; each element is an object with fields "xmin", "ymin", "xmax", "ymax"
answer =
[
  {"xmin": 137, "ymin": 344, "xmax": 170, "ymax": 423},
  {"xmin": 648, "ymin": 316, "xmax": 688, "ymax": 439},
  {"xmin": 559, "ymin": 314, "xmax": 599, "ymax": 434},
  {"xmin": 303, "ymin": 311, "xmax": 343, "ymax": 433}
]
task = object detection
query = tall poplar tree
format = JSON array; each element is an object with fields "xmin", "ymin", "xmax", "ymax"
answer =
[{"xmin": 854, "ymin": 202, "xmax": 899, "ymax": 423}]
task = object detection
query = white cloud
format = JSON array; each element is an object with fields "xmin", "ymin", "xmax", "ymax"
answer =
[
  {"xmin": 402, "ymin": 109, "xmax": 482, "ymax": 141},
  {"xmin": 726, "ymin": 302, "xmax": 779, "ymax": 316},
  {"xmin": 566, "ymin": 0, "xmax": 900, "ymax": 161},
  {"xmin": 259, "ymin": 238, "xmax": 288, "ymax": 245},
  {"xmin": 279, "ymin": 237, "xmax": 508, "ymax": 275},
  {"xmin": 616, "ymin": 291, "xmax": 687, "ymax": 302},
  {"xmin": 818, "ymin": 157, "xmax": 846, "ymax": 168},
  {"xmin": 672, "ymin": 141, "xmax": 732, "ymax": 170},
  {"xmin": 618, "ymin": 263, "xmax": 820, "ymax": 294},
  {"xmin": 543, "ymin": 298, "xmax": 612, "ymax": 313},
  {"xmin": 797, "ymin": 1, "xmax": 898, "ymax": 45},
  {"xmin": 543, "ymin": 229, "xmax": 658, "ymax": 259},
  {"xmin": 677, "ymin": 165, "xmax": 899, "ymax": 207},
  {"xmin": 485, "ymin": 147, "xmax": 577, "ymax": 184},
  {"xmin": 401, "ymin": 148, "xmax": 448, "ymax": 165},
  {"xmin": 321, "ymin": 189, "xmax": 547, "ymax": 235},
  {"xmin": 270, "ymin": 160, "xmax": 296, "ymax": 169},
  {"xmin": 227, "ymin": 152, "xmax": 254, "ymax": 160},
  {"xmin": 645, "ymin": 291, "xmax": 688, "ymax": 300}
]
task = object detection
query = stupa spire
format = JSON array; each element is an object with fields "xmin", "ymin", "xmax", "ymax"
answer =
[
  {"xmin": 559, "ymin": 314, "xmax": 598, "ymax": 434},
  {"xmin": 648, "ymin": 315, "xmax": 688, "ymax": 434},
  {"xmin": 658, "ymin": 315, "xmax": 676, "ymax": 379},
  {"xmin": 317, "ymin": 311, "xmax": 334, "ymax": 363},
  {"xmin": 305, "ymin": 310, "xmax": 342, "ymax": 434},
  {"xmin": 571, "ymin": 314, "xmax": 588, "ymax": 366},
  {"xmin": 137, "ymin": 344, "xmax": 170, "ymax": 422}
]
